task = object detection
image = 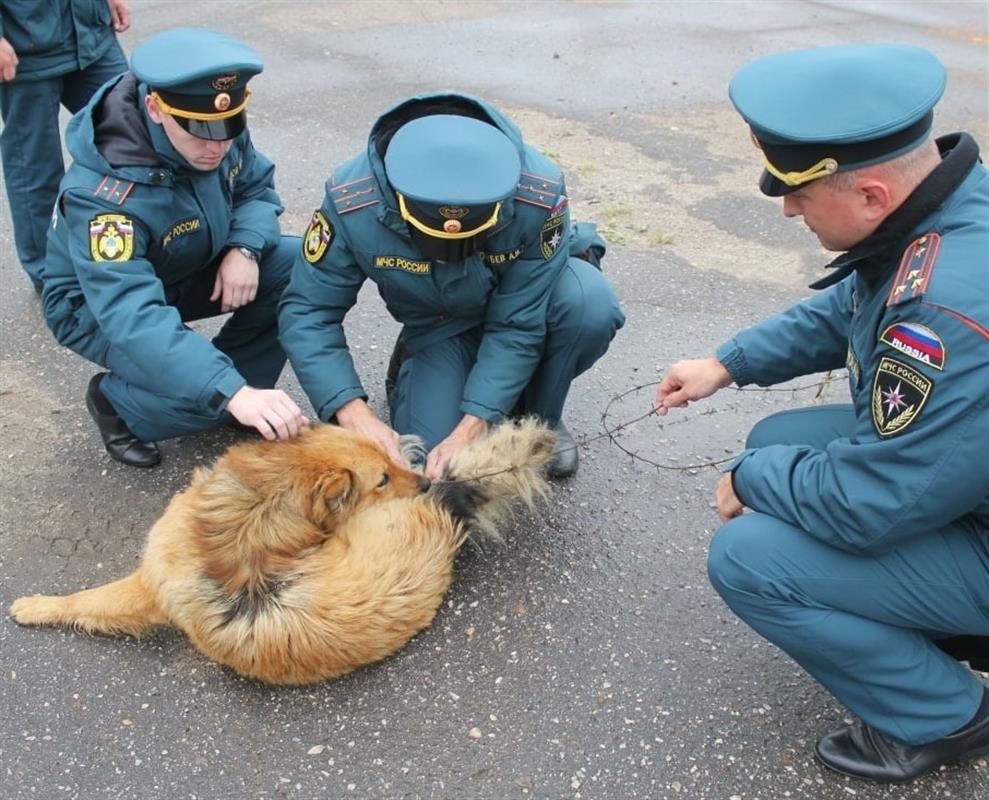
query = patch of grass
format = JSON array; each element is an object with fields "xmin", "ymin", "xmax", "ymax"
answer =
[{"xmin": 599, "ymin": 225, "xmax": 628, "ymax": 245}]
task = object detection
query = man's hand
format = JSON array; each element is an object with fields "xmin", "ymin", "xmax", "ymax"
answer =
[
  {"xmin": 716, "ymin": 472, "xmax": 745, "ymax": 522},
  {"xmin": 655, "ymin": 357, "xmax": 733, "ymax": 416},
  {"xmin": 425, "ymin": 414, "xmax": 488, "ymax": 481},
  {"xmin": 106, "ymin": 0, "xmax": 132, "ymax": 32},
  {"xmin": 211, "ymin": 248, "xmax": 259, "ymax": 312},
  {"xmin": 226, "ymin": 386, "xmax": 308, "ymax": 441},
  {"xmin": 335, "ymin": 398, "xmax": 405, "ymax": 465},
  {"xmin": 0, "ymin": 38, "xmax": 18, "ymax": 82}
]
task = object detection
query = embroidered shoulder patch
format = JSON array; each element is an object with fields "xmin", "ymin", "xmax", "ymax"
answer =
[
  {"xmin": 539, "ymin": 211, "xmax": 565, "ymax": 260},
  {"xmin": 887, "ymin": 233, "xmax": 941, "ymax": 306},
  {"xmin": 871, "ymin": 355, "xmax": 933, "ymax": 438},
  {"xmin": 303, "ymin": 209, "xmax": 334, "ymax": 264},
  {"xmin": 89, "ymin": 214, "xmax": 134, "ymax": 262},
  {"xmin": 879, "ymin": 322, "xmax": 945, "ymax": 370}
]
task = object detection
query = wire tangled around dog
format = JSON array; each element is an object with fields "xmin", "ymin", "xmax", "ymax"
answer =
[{"xmin": 437, "ymin": 371, "xmax": 846, "ymax": 484}]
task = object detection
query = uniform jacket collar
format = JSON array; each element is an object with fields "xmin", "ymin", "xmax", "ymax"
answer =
[{"xmin": 809, "ymin": 133, "xmax": 980, "ymax": 290}]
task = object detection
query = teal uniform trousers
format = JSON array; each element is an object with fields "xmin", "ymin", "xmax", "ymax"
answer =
[
  {"xmin": 389, "ymin": 255, "xmax": 621, "ymax": 449},
  {"xmin": 708, "ymin": 404, "xmax": 989, "ymax": 746}
]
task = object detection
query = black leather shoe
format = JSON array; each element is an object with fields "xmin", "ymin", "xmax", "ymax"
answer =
[
  {"xmin": 547, "ymin": 421, "xmax": 579, "ymax": 479},
  {"xmin": 815, "ymin": 705, "xmax": 989, "ymax": 783},
  {"xmin": 85, "ymin": 374, "xmax": 161, "ymax": 468}
]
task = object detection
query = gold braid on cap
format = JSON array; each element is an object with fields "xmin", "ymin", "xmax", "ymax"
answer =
[
  {"xmin": 397, "ymin": 193, "xmax": 501, "ymax": 240},
  {"xmin": 750, "ymin": 131, "xmax": 839, "ymax": 187},
  {"xmin": 151, "ymin": 88, "xmax": 252, "ymax": 121}
]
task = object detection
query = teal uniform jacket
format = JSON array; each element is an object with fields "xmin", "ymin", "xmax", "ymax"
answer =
[
  {"xmin": 279, "ymin": 93, "xmax": 576, "ymax": 424},
  {"xmin": 42, "ymin": 72, "xmax": 285, "ymax": 415},
  {"xmin": 716, "ymin": 134, "xmax": 989, "ymax": 554},
  {"xmin": 0, "ymin": 0, "xmax": 118, "ymax": 81}
]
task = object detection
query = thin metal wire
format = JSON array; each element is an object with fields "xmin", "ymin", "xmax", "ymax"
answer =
[{"xmin": 435, "ymin": 372, "xmax": 845, "ymax": 484}]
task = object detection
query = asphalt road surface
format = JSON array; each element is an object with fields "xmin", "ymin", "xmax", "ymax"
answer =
[{"xmin": 1, "ymin": 2, "xmax": 987, "ymax": 799}]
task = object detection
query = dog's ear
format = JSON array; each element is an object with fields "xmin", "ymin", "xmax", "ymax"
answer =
[{"xmin": 309, "ymin": 468, "xmax": 354, "ymax": 528}]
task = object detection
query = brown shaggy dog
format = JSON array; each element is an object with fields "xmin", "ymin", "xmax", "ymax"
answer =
[{"xmin": 10, "ymin": 419, "xmax": 555, "ymax": 685}]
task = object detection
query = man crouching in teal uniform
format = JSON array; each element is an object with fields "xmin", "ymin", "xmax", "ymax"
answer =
[
  {"xmin": 41, "ymin": 28, "xmax": 308, "ymax": 468},
  {"xmin": 279, "ymin": 95, "xmax": 625, "ymax": 480},
  {"xmin": 656, "ymin": 45, "xmax": 989, "ymax": 782}
]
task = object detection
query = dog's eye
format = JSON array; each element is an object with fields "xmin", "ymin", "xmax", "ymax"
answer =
[{"xmin": 377, "ymin": 473, "xmax": 390, "ymax": 489}]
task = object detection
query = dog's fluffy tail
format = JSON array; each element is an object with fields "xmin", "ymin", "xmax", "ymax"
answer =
[{"xmin": 430, "ymin": 417, "xmax": 556, "ymax": 543}]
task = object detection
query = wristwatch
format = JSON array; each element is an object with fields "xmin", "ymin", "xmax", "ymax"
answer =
[{"xmin": 236, "ymin": 246, "xmax": 258, "ymax": 261}]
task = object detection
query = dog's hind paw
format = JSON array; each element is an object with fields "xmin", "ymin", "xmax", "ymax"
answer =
[{"xmin": 10, "ymin": 595, "xmax": 60, "ymax": 627}]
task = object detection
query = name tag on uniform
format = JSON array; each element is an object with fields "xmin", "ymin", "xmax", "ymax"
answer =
[
  {"xmin": 374, "ymin": 255, "xmax": 431, "ymax": 274},
  {"xmin": 482, "ymin": 246, "xmax": 523, "ymax": 266},
  {"xmin": 162, "ymin": 216, "xmax": 203, "ymax": 248}
]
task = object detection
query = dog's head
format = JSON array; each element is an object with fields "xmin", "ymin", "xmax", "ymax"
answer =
[
  {"xmin": 221, "ymin": 424, "xmax": 431, "ymax": 531},
  {"xmin": 301, "ymin": 425, "xmax": 431, "ymax": 526}
]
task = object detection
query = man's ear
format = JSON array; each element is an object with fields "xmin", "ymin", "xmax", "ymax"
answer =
[
  {"xmin": 857, "ymin": 178, "xmax": 895, "ymax": 224},
  {"xmin": 144, "ymin": 93, "xmax": 164, "ymax": 125}
]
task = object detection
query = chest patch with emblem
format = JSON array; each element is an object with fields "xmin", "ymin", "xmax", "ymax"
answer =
[
  {"xmin": 871, "ymin": 355, "xmax": 933, "ymax": 438},
  {"xmin": 879, "ymin": 322, "xmax": 945, "ymax": 370},
  {"xmin": 374, "ymin": 255, "xmax": 430, "ymax": 275},
  {"xmin": 89, "ymin": 214, "xmax": 134, "ymax": 262},
  {"xmin": 303, "ymin": 209, "xmax": 334, "ymax": 264}
]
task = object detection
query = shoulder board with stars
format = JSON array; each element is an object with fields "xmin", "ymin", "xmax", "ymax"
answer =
[
  {"xmin": 329, "ymin": 175, "xmax": 379, "ymax": 216},
  {"xmin": 93, "ymin": 175, "xmax": 136, "ymax": 206},
  {"xmin": 886, "ymin": 232, "xmax": 941, "ymax": 307},
  {"xmin": 514, "ymin": 170, "xmax": 563, "ymax": 210}
]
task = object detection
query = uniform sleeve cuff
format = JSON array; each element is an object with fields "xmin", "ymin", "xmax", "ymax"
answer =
[
  {"xmin": 726, "ymin": 449, "xmax": 756, "ymax": 506},
  {"xmin": 318, "ymin": 389, "xmax": 367, "ymax": 423},
  {"xmin": 204, "ymin": 371, "xmax": 248, "ymax": 413},
  {"xmin": 715, "ymin": 339, "xmax": 750, "ymax": 387},
  {"xmin": 460, "ymin": 399, "xmax": 504, "ymax": 423},
  {"xmin": 226, "ymin": 230, "xmax": 267, "ymax": 255}
]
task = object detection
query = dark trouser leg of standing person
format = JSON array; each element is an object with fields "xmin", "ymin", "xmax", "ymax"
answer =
[
  {"xmin": 1, "ymin": 78, "xmax": 66, "ymax": 290},
  {"xmin": 0, "ymin": 43, "xmax": 127, "ymax": 290}
]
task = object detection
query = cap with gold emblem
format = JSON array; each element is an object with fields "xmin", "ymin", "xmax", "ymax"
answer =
[
  {"xmin": 131, "ymin": 28, "xmax": 263, "ymax": 141},
  {"xmin": 384, "ymin": 114, "xmax": 522, "ymax": 262},
  {"xmin": 729, "ymin": 43, "xmax": 946, "ymax": 196}
]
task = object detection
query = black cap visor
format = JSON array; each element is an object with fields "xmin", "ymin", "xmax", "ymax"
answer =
[
  {"xmin": 172, "ymin": 112, "xmax": 246, "ymax": 141},
  {"xmin": 408, "ymin": 225, "xmax": 489, "ymax": 262},
  {"xmin": 755, "ymin": 111, "xmax": 934, "ymax": 197}
]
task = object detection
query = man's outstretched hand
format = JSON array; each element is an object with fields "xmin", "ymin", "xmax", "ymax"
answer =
[{"xmin": 655, "ymin": 357, "xmax": 732, "ymax": 416}]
